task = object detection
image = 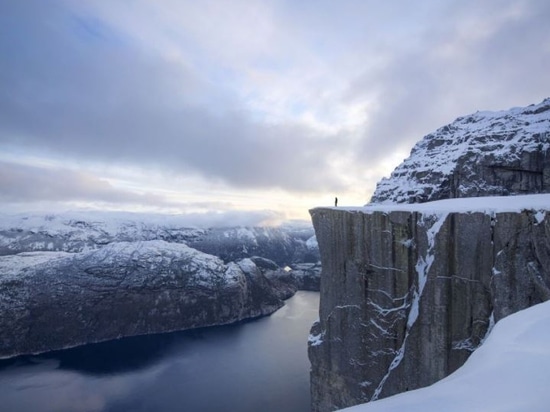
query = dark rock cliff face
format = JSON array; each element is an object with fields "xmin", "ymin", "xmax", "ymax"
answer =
[
  {"xmin": 308, "ymin": 203, "xmax": 550, "ymax": 411},
  {"xmin": 371, "ymin": 98, "xmax": 550, "ymax": 204},
  {"xmin": 0, "ymin": 240, "xmax": 285, "ymax": 359}
]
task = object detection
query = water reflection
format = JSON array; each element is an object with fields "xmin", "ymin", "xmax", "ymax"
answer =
[{"xmin": 0, "ymin": 291, "xmax": 320, "ymax": 412}]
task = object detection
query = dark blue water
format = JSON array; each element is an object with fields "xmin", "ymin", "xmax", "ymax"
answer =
[{"xmin": 0, "ymin": 291, "xmax": 319, "ymax": 412}]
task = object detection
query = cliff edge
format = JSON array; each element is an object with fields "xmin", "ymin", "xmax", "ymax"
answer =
[
  {"xmin": 309, "ymin": 98, "xmax": 550, "ymax": 411},
  {"xmin": 309, "ymin": 195, "xmax": 550, "ymax": 411}
]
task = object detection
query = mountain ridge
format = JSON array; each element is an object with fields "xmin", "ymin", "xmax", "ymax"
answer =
[{"xmin": 370, "ymin": 97, "xmax": 550, "ymax": 204}]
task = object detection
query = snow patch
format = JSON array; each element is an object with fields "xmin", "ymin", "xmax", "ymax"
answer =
[
  {"xmin": 306, "ymin": 235, "xmax": 318, "ymax": 250},
  {"xmin": 309, "ymin": 332, "xmax": 325, "ymax": 347}
]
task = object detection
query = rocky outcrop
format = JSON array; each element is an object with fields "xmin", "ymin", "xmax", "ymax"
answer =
[
  {"xmin": 0, "ymin": 240, "xmax": 285, "ymax": 359},
  {"xmin": 308, "ymin": 195, "xmax": 550, "ymax": 411},
  {"xmin": 371, "ymin": 98, "xmax": 550, "ymax": 204},
  {"xmin": 259, "ymin": 259, "xmax": 322, "ymax": 298}
]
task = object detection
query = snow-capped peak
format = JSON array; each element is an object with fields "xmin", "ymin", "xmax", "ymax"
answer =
[{"xmin": 370, "ymin": 98, "xmax": 550, "ymax": 204}]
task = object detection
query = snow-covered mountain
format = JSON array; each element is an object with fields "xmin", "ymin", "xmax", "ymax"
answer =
[
  {"xmin": 371, "ymin": 98, "xmax": 550, "ymax": 204},
  {"xmin": 0, "ymin": 211, "xmax": 320, "ymax": 358},
  {"xmin": 309, "ymin": 97, "xmax": 550, "ymax": 411},
  {"xmin": 0, "ymin": 240, "xmax": 288, "ymax": 358},
  {"xmin": 0, "ymin": 211, "xmax": 319, "ymax": 267}
]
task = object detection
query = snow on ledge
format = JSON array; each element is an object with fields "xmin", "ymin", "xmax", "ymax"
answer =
[{"xmin": 312, "ymin": 193, "xmax": 550, "ymax": 215}]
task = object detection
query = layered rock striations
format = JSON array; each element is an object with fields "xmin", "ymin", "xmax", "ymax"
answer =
[
  {"xmin": 309, "ymin": 196, "xmax": 550, "ymax": 411},
  {"xmin": 0, "ymin": 240, "xmax": 286, "ymax": 359},
  {"xmin": 371, "ymin": 98, "xmax": 550, "ymax": 204}
]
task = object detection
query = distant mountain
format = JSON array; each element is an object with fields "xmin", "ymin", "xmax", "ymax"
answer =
[
  {"xmin": 0, "ymin": 241, "xmax": 286, "ymax": 358},
  {"xmin": 0, "ymin": 211, "xmax": 319, "ymax": 267},
  {"xmin": 0, "ymin": 212, "xmax": 320, "ymax": 358},
  {"xmin": 370, "ymin": 98, "xmax": 550, "ymax": 204}
]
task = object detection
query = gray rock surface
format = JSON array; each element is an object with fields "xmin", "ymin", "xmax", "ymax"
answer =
[
  {"xmin": 371, "ymin": 98, "xmax": 550, "ymax": 204},
  {"xmin": 0, "ymin": 240, "xmax": 285, "ymax": 359},
  {"xmin": 308, "ymin": 200, "xmax": 550, "ymax": 411}
]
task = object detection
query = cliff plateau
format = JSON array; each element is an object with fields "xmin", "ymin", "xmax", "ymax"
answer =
[{"xmin": 309, "ymin": 195, "xmax": 550, "ymax": 411}]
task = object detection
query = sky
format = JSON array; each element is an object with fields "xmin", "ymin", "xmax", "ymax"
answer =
[{"xmin": 1, "ymin": 0, "xmax": 549, "ymax": 226}]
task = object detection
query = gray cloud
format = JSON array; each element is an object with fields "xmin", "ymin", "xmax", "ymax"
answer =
[
  {"xmin": 1, "ymin": 0, "xmax": 549, "ymax": 210},
  {"xmin": 0, "ymin": 161, "xmax": 290, "ymax": 227},
  {"xmin": 0, "ymin": 161, "xmax": 169, "ymax": 205},
  {"xmin": 0, "ymin": 0, "xmax": 346, "ymax": 194},
  {"xmin": 348, "ymin": 0, "xmax": 550, "ymax": 165}
]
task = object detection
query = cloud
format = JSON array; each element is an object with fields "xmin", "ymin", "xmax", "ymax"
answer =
[
  {"xmin": 0, "ymin": 0, "xmax": 548, "ymax": 214},
  {"xmin": 0, "ymin": 160, "xmax": 289, "ymax": 226},
  {"xmin": 0, "ymin": 0, "xmax": 349, "ymax": 194},
  {"xmin": 0, "ymin": 160, "xmax": 170, "ymax": 205},
  {"xmin": 349, "ymin": 0, "xmax": 550, "ymax": 166}
]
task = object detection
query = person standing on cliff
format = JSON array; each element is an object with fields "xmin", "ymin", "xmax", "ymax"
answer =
[{"xmin": 334, "ymin": 197, "xmax": 338, "ymax": 207}]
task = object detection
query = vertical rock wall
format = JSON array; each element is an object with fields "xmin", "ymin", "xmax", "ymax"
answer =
[{"xmin": 309, "ymin": 207, "xmax": 550, "ymax": 411}]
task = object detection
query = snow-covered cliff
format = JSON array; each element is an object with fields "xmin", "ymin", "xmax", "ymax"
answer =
[
  {"xmin": 310, "ymin": 98, "xmax": 550, "ymax": 411},
  {"xmin": 341, "ymin": 299, "xmax": 550, "ymax": 412},
  {"xmin": 371, "ymin": 98, "xmax": 550, "ymax": 204},
  {"xmin": 309, "ymin": 195, "xmax": 550, "ymax": 411}
]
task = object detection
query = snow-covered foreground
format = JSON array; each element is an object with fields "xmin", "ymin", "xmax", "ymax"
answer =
[{"xmin": 341, "ymin": 300, "xmax": 550, "ymax": 412}]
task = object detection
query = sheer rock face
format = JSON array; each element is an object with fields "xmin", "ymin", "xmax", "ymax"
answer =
[
  {"xmin": 0, "ymin": 240, "xmax": 284, "ymax": 359},
  {"xmin": 308, "ymin": 206, "xmax": 550, "ymax": 412},
  {"xmin": 370, "ymin": 98, "xmax": 550, "ymax": 204}
]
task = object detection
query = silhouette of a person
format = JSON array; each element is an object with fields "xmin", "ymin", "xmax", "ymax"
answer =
[{"xmin": 335, "ymin": 197, "xmax": 338, "ymax": 207}]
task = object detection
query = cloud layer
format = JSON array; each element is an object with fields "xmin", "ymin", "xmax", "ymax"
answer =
[{"xmin": 1, "ymin": 0, "xmax": 549, "ymax": 217}]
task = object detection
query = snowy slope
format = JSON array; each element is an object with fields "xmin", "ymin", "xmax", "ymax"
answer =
[
  {"xmin": 341, "ymin": 192, "xmax": 550, "ymax": 215},
  {"xmin": 371, "ymin": 98, "xmax": 550, "ymax": 204},
  {"xmin": 341, "ymin": 300, "xmax": 550, "ymax": 412}
]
